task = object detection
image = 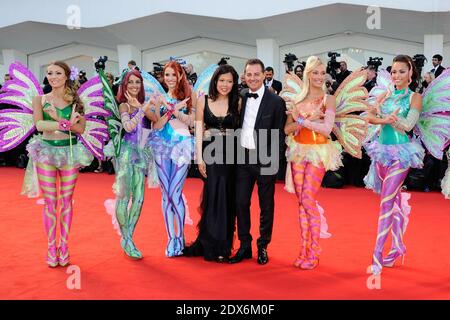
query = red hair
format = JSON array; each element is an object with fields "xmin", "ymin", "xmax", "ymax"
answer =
[
  {"xmin": 117, "ymin": 69, "xmax": 145, "ymax": 104},
  {"xmin": 163, "ymin": 61, "xmax": 192, "ymax": 111}
]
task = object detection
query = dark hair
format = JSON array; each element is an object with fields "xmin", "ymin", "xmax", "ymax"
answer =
[
  {"xmin": 128, "ymin": 60, "xmax": 137, "ymax": 66},
  {"xmin": 433, "ymin": 54, "xmax": 443, "ymax": 62},
  {"xmin": 294, "ymin": 65, "xmax": 304, "ymax": 73},
  {"xmin": 392, "ymin": 54, "xmax": 418, "ymax": 91},
  {"xmin": 245, "ymin": 58, "xmax": 265, "ymax": 73},
  {"xmin": 163, "ymin": 61, "xmax": 192, "ymax": 111},
  {"xmin": 117, "ymin": 69, "xmax": 145, "ymax": 104},
  {"xmin": 49, "ymin": 61, "xmax": 84, "ymax": 115},
  {"xmin": 265, "ymin": 66, "xmax": 274, "ymax": 73},
  {"xmin": 208, "ymin": 64, "xmax": 240, "ymax": 124}
]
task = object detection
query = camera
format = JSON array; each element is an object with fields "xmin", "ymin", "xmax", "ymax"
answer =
[
  {"xmin": 218, "ymin": 57, "xmax": 230, "ymax": 66},
  {"xmin": 327, "ymin": 51, "xmax": 341, "ymax": 79},
  {"xmin": 283, "ymin": 53, "xmax": 298, "ymax": 72},
  {"xmin": 94, "ymin": 56, "xmax": 108, "ymax": 72},
  {"xmin": 367, "ymin": 57, "xmax": 383, "ymax": 71},
  {"xmin": 412, "ymin": 54, "xmax": 427, "ymax": 69},
  {"xmin": 153, "ymin": 62, "xmax": 164, "ymax": 74}
]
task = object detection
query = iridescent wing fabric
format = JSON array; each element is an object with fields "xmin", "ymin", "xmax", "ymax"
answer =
[
  {"xmin": 280, "ymin": 72, "xmax": 303, "ymax": 111},
  {"xmin": 98, "ymin": 69, "xmax": 123, "ymax": 157},
  {"xmin": 333, "ymin": 69, "xmax": 369, "ymax": 158},
  {"xmin": 0, "ymin": 62, "xmax": 42, "ymax": 151},
  {"xmin": 415, "ymin": 68, "xmax": 450, "ymax": 159},
  {"xmin": 364, "ymin": 69, "xmax": 394, "ymax": 143},
  {"xmin": 141, "ymin": 71, "xmax": 169, "ymax": 102},
  {"xmin": 77, "ymin": 75, "xmax": 110, "ymax": 160},
  {"xmin": 193, "ymin": 64, "xmax": 218, "ymax": 100}
]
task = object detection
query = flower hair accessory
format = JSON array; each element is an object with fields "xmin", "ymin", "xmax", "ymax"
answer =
[{"xmin": 70, "ymin": 66, "xmax": 79, "ymax": 81}]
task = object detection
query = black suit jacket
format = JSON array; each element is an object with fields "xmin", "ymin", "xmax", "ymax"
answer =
[
  {"xmin": 266, "ymin": 79, "xmax": 282, "ymax": 95},
  {"xmin": 433, "ymin": 65, "xmax": 445, "ymax": 78},
  {"xmin": 239, "ymin": 88, "xmax": 287, "ymax": 172}
]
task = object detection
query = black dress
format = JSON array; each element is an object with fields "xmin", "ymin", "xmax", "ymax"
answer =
[{"xmin": 183, "ymin": 97, "xmax": 238, "ymax": 261}]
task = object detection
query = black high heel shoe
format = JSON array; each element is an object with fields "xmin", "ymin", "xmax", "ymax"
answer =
[{"xmin": 215, "ymin": 256, "xmax": 228, "ymax": 263}]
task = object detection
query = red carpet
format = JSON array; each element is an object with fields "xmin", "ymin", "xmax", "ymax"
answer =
[{"xmin": 1, "ymin": 167, "xmax": 449, "ymax": 300}]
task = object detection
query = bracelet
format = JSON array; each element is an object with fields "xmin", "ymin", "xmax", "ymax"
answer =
[
  {"xmin": 296, "ymin": 116, "xmax": 305, "ymax": 126},
  {"xmin": 58, "ymin": 119, "xmax": 71, "ymax": 131}
]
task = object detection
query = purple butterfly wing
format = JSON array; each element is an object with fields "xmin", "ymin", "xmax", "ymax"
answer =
[
  {"xmin": 77, "ymin": 76, "xmax": 110, "ymax": 159},
  {"xmin": 0, "ymin": 62, "xmax": 42, "ymax": 151}
]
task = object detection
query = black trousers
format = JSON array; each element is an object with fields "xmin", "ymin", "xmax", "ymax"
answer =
[{"xmin": 235, "ymin": 163, "xmax": 277, "ymax": 249}]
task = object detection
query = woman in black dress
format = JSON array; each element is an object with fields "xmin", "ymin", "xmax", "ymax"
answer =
[{"xmin": 183, "ymin": 64, "xmax": 240, "ymax": 262}]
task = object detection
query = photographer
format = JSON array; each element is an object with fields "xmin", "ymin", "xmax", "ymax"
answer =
[
  {"xmin": 419, "ymin": 72, "xmax": 434, "ymax": 94},
  {"xmin": 78, "ymin": 70, "xmax": 88, "ymax": 85},
  {"xmin": 294, "ymin": 64, "xmax": 304, "ymax": 80},
  {"xmin": 364, "ymin": 66, "xmax": 377, "ymax": 92},
  {"xmin": 336, "ymin": 61, "xmax": 352, "ymax": 84},
  {"xmin": 411, "ymin": 54, "xmax": 427, "ymax": 92},
  {"xmin": 283, "ymin": 53, "xmax": 298, "ymax": 73},
  {"xmin": 325, "ymin": 73, "xmax": 336, "ymax": 95},
  {"xmin": 264, "ymin": 66, "xmax": 282, "ymax": 94},
  {"xmin": 127, "ymin": 60, "xmax": 140, "ymax": 71},
  {"xmin": 326, "ymin": 51, "xmax": 341, "ymax": 81},
  {"xmin": 184, "ymin": 63, "xmax": 197, "ymax": 86}
]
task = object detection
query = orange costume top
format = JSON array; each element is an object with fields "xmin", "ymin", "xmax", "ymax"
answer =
[{"xmin": 286, "ymin": 96, "xmax": 343, "ymax": 171}]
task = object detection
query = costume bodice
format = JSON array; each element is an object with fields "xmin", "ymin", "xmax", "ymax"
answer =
[
  {"xmin": 294, "ymin": 96, "xmax": 327, "ymax": 144},
  {"xmin": 379, "ymin": 88, "xmax": 412, "ymax": 145}
]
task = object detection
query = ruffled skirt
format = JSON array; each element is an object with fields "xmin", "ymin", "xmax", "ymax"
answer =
[
  {"xmin": 148, "ymin": 130, "xmax": 194, "ymax": 165},
  {"xmin": 364, "ymin": 139, "xmax": 425, "ymax": 194},
  {"xmin": 285, "ymin": 135, "xmax": 343, "ymax": 171},
  {"xmin": 108, "ymin": 139, "xmax": 158, "ymax": 199}
]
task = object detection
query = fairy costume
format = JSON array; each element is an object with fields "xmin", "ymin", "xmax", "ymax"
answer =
[
  {"xmin": 0, "ymin": 62, "xmax": 108, "ymax": 267},
  {"xmin": 100, "ymin": 69, "xmax": 157, "ymax": 259},
  {"xmin": 141, "ymin": 69, "xmax": 197, "ymax": 257},
  {"xmin": 364, "ymin": 68, "xmax": 450, "ymax": 275},
  {"xmin": 280, "ymin": 70, "xmax": 369, "ymax": 269}
]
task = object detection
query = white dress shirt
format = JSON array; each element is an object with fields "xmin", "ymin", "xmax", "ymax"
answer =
[{"xmin": 241, "ymin": 85, "xmax": 265, "ymax": 149}]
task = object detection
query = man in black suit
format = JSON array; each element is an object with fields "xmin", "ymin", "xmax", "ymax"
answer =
[
  {"xmin": 431, "ymin": 54, "xmax": 445, "ymax": 78},
  {"xmin": 336, "ymin": 61, "xmax": 352, "ymax": 84},
  {"xmin": 264, "ymin": 67, "xmax": 283, "ymax": 95},
  {"xmin": 229, "ymin": 59, "xmax": 287, "ymax": 265}
]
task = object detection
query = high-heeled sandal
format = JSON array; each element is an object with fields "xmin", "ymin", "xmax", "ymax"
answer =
[
  {"xmin": 121, "ymin": 237, "xmax": 142, "ymax": 260},
  {"xmin": 57, "ymin": 245, "xmax": 70, "ymax": 267},
  {"xmin": 368, "ymin": 251, "xmax": 383, "ymax": 275},
  {"xmin": 383, "ymin": 250, "xmax": 406, "ymax": 267},
  {"xmin": 293, "ymin": 257, "xmax": 305, "ymax": 268},
  {"xmin": 47, "ymin": 246, "xmax": 58, "ymax": 268},
  {"xmin": 300, "ymin": 258, "xmax": 319, "ymax": 270}
]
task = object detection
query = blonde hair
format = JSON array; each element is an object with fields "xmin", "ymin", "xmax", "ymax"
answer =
[
  {"xmin": 296, "ymin": 56, "xmax": 326, "ymax": 103},
  {"xmin": 424, "ymin": 72, "xmax": 435, "ymax": 82}
]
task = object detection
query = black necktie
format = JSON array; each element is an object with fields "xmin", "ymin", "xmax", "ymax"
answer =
[{"xmin": 246, "ymin": 92, "xmax": 259, "ymax": 99}]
